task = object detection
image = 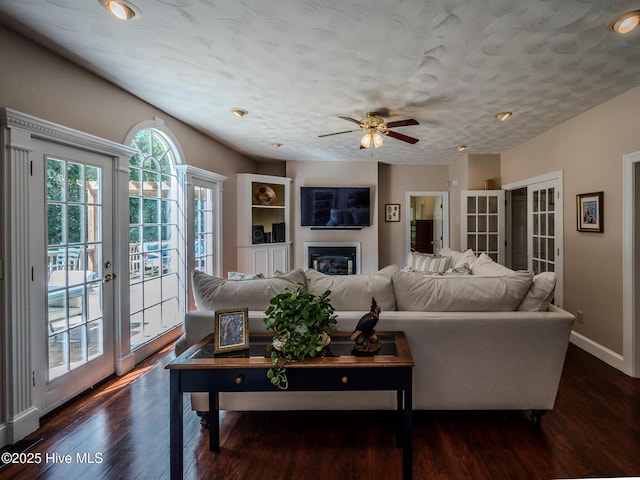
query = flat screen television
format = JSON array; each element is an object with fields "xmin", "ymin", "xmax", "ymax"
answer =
[{"xmin": 300, "ymin": 186, "xmax": 371, "ymax": 227}]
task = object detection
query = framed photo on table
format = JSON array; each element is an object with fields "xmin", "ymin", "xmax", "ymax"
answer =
[
  {"xmin": 214, "ymin": 308, "xmax": 249, "ymax": 353},
  {"xmin": 385, "ymin": 204, "xmax": 401, "ymax": 222},
  {"xmin": 576, "ymin": 191, "xmax": 604, "ymax": 233}
]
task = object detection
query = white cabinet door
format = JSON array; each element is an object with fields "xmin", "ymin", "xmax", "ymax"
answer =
[{"xmin": 238, "ymin": 244, "xmax": 290, "ymax": 277}]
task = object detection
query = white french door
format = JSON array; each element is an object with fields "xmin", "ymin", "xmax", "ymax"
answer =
[
  {"xmin": 528, "ymin": 179, "xmax": 563, "ymax": 307},
  {"xmin": 30, "ymin": 140, "xmax": 116, "ymax": 413},
  {"xmin": 461, "ymin": 190, "xmax": 505, "ymax": 264},
  {"xmin": 504, "ymin": 172, "xmax": 564, "ymax": 308}
]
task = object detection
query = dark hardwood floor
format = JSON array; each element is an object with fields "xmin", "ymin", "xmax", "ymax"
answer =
[{"xmin": 2, "ymin": 342, "xmax": 639, "ymax": 480}]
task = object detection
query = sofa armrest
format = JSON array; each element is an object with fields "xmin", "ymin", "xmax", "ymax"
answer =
[{"xmin": 175, "ymin": 310, "xmax": 215, "ymax": 356}]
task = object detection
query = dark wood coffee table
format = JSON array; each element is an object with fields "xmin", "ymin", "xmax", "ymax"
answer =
[{"xmin": 167, "ymin": 331, "xmax": 414, "ymax": 480}]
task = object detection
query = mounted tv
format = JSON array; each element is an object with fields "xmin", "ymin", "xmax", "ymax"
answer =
[{"xmin": 300, "ymin": 186, "xmax": 371, "ymax": 227}]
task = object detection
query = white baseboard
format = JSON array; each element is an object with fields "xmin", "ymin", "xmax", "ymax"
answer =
[
  {"xmin": 0, "ymin": 422, "xmax": 7, "ymax": 448},
  {"xmin": 570, "ymin": 331, "xmax": 625, "ymax": 372},
  {"xmin": 0, "ymin": 407, "xmax": 40, "ymax": 447},
  {"xmin": 116, "ymin": 352, "xmax": 136, "ymax": 376}
]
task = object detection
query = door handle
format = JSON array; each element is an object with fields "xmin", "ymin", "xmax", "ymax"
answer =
[{"xmin": 103, "ymin": 273, "xmax": 118, "ymax": 283}]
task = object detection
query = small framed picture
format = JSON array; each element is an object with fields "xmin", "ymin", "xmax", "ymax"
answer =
[
  {"xmin": 577, "ymin": 191, "xmax": 604, "ymax": 233},
  {"xmin": 385, "ymin": 204, "xmax": 401, "ymax": 222},
  {"xmin": 214, "ymin": 308, "xmax": 249, "ymax": 353}
]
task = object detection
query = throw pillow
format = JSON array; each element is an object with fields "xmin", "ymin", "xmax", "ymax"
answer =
[
  {"xmin": 305, "ymin": 264, "xmax": 398, "ymax": 311},
  {"xmin": 404, "ymin": 251, "xmax": 453, "ymax": 274},
  {"xmin": 517, "ymin": 272, "xmax": 556, "ymax": 311},
  {"xmin": 444, "ymin": 264, "xmax": 471, "ymax": 276},
  {"xmin": 439, "ymin": 247, "xmax": 463, "ymax": 265},
  {"xmin": 227, "ymin": 271, "xmax": 265, "ymax": 280},
  {"xmin": 192, "ymin": 268, "xmax": 306, "ymax": 312},
  {"xmin": 453, "ymin": 248, "xmax": 476, "ymax": 269},
  {"xmin": 470, "ymin": 253, "xmax": 515, "ymax": 276}
]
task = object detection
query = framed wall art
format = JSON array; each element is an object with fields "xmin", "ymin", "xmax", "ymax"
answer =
[
  {"xmin": 214, "ymin": 308, "xmax": 249, "ymax": 353},
  {"xmin": 385, "ymin": 203, "xmax": 401, "ymax": 222},
  {"xmin": 576, "ymin": 191, "xmax": 604, "ymax": 233}
]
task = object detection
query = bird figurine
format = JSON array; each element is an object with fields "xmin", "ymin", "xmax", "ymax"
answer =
[{"xmin": 351, "ymin": 297, "xmax": 381, "ymax": 341}]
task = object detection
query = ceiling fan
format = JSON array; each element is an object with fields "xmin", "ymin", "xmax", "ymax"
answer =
[{"xmin": 319, "ymin": 112, "xmax": 420, "ymax": 149}]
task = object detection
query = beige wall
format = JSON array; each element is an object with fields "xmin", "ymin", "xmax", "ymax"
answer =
[
  {"xmin": 502, "ymin": 84, "xmax": 640, "ymax": 355},
  {"xmin": 378, "ymin": 163, "xmax": 450, "ymax": 268},
  {"xmin": 286, "ymin": 161, "xmax": 379, "ymax": 273},
  {"xmin": 0, "ymin": 25, "xmax": 257, "ymax": 277},
  {"xmin": 468, "ymin": 154, "xmax": 501, "ymax": 189}
]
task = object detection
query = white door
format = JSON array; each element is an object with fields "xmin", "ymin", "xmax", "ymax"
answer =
[
  {"xmin": 528, "ymin": 180, "xmax": 563, "ymax": 306},
  {"xmin": 31, "ymin": 140, "xmax": 115, "ymax": 413},
  {"xmin": 461, "ymin": 190, "xmax": 505, "ymax": 264}
]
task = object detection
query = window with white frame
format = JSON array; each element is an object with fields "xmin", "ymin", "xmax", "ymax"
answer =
[
  {"xmin": 128, "ymin": 128, "xmax": 183, "ymax": 348},
  {"xmin": 177, "ymin": 165, "xmax": 227, "ymax": 311}
]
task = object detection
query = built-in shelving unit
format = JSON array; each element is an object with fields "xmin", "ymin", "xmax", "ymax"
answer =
[{"xmin": 237, "ymin": 173, "xmax": 291, "ymax": 276}]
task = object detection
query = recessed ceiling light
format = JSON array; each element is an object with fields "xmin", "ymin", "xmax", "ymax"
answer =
[
  {"xmin": 607, "ymin": 10, "xmax": 640, "ymax": 34},
  {"xmin": 496, "ymin": 112, "xmax": 512, "ymax": 122},
  {"xmin": 271, "ymin": 143, "xmax": 283, "ymax": 148},
  {"xmin": 231, "ymin": 108, "xmax": 248, "ymax": 118},
  {"xmin": 99, "ymin": 0, "xmax": 139, "ymax": 20},
  {"xmin": 456, "ymin": 145, "xmax": 467, "ymax": 152}
]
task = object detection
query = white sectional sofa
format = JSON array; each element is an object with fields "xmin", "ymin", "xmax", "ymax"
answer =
[{"xmin": 176, "ymin": 250, "xmax": 575, "ymax": 422}]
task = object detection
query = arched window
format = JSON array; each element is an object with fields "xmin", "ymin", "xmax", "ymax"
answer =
[{"xmin": 128, "ymin": 127, "xmax": 183, "ymax": 348}]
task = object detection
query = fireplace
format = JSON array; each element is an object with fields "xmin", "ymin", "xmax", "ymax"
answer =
[{"xmin": 305, "ymin": 242, "xmax": 361, "ymax": 275}]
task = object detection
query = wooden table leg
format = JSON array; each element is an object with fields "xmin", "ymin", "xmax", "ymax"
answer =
[
  {"xmin": 169, "ymin": 370, "xmax": 183, "ymax": 480},
  {"xmin": 209, "ymin": 391, "xmax": 220, "ymax": 451},
  {"xmin": 396, "ymin": 389, "xmax": 404, "ymax": 447},
  {"xmin": 403, "ymin": 371, "xmax": 413, "ymax": 480}
]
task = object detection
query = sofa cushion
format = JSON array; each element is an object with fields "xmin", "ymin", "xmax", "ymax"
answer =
[
  {"xmin": 403, "ymin": 252, "xmax": 453, "ymax": 273},
  {"xmin": 471, "ymin": 253, "xmax": 515, "ymax": 276},
  {"xmin": 392, "ymin": 270, "xmax": 534, "ymax": 311},
  {"xmin": 192, "ymin": 268, "xmax": 306, "ymax": 312},
  {"xmin": 437, "ymin": 247, "xmax": 478, "ymax": 269},
  {"xmin": 305, "ymin": 265, "xmax": 398, "ymax": 311},
  {"xmin": 517, "ymin": 272, "xmax": 556, "ymax": 311}
]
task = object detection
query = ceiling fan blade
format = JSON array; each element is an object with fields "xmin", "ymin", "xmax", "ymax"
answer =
[
  {"xmin": 318, "ymin": 129, "xmax": 359, "ymax": 138},
  {"xmin": 338, "ymin": 116, "xmax": 362, "ymax": 125},
  {"xmin": 385, "ymin": 130, "xmax": 420, "ymax": 144},
  {"xmin": 385, "ymin": 119, "xmax": 419, "ymax": 128}
]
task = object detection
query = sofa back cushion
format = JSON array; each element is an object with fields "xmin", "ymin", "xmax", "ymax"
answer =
[
  {"xmin": 305, "ymin": 265, "xmax": 398, "ymax": 311},
  {"xmin": 192, "ymin": 268, "xmax": 306, "ymax": 312},
  {"xmin": 392, "ymin": 270, "xmax": 534, "ymax": 311}
]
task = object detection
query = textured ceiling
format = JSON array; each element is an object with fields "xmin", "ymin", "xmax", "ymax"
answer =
[{"xmin": 1, "ymin": 0, "xmax": 640, "ymax": 164}]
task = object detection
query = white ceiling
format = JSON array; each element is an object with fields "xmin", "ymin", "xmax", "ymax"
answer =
[{"xmin": 1, "ymin": 0, "xmax": 640, "ymax": 165}]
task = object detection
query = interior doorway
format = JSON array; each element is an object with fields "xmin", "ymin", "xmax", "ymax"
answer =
[
  {"xmin": 508, "ymin": 188, "xmax": 528, "ymax": 270},
  {"xmin": 405, "ymin": 191, "xmax": 449, "ymax": 256}
]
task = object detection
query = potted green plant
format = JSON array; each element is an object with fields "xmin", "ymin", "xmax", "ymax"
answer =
[{"xmin": 263, "ymin": 286, "xmax": 337, "ymax": 389}]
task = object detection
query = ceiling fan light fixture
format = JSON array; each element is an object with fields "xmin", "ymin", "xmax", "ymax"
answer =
[
  {"xmin": 100, "ymin": 0, "xmax": 139, "ymax": 20},
  {"xmin": 496, "ymin": 112, "xmax": 512, "ymax": 122},
  {"xmin": 360, "ymin": 130, "xmax": 384, "ymax": 149},
  {"xmin": 372, "ymin": 131, "xmax": 384, "ymax": 148},
  {"xmin": 360, "ymin": 132, "xmax": 373, "ymax": 149},
  {"xmin": 607, "ymin": 10, "xmax": 640, "ymax": 34}
]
